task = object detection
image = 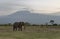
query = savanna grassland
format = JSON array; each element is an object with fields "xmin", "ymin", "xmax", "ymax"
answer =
[{"xmin": 0, "ymin": 26, "xmax": 60, "ymax": 39}]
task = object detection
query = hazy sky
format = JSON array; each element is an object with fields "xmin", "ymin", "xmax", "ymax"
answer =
[{"xmin": 0, "ymin": 0, "xmax": 60, "ymax": 16}]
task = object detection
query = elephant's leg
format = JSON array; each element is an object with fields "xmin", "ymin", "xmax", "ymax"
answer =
[
  {"xmin": 15, "ymin": 27, "xmax": 17, "ymax": 31},
  {"xmin": 13, "ymin": 26, "xmax": 17, "ymax": 31},
  {"xmin": 18, "ymin": 26, "xmax": 20, "ymax": 31},
  {"xmin": 18, "ymin": 27, "xmax": 20, "ymax": 31},
  {"xmin": 18, "ymin": 26, "xmax": 22, "ymax": 31}
]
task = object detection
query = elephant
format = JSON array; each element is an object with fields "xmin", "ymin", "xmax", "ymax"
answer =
[{"xmin": 13, "ymin": 22, "xmax": 25, "ymax": 31}]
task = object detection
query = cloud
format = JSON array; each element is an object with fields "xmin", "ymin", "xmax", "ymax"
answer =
[
  {"xmin": 0, "ymin": 0, "xmax": 60, "ymax": 16},
  {"xmin": 0, "ymin": 0, "xmax": 24, "ymax": 16},
  {"xmin": 18, "ymin": 0, "xmax": 60, "ymax": 13}
]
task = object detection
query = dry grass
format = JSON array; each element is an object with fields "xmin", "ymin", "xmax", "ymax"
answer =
[{"xmin": 0, "ymin": 26, "xmax": 60, "ymax": 39}]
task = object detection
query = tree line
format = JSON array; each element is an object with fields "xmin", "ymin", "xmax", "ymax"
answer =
[{"xmin": 0, "ymin": 20, "xmax": 60, "ymax": 26}]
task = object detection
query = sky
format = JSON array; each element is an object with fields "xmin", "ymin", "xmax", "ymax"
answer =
[{"xmin": 0, "ymin": 0, "xmax": 60, "ymax": 16}]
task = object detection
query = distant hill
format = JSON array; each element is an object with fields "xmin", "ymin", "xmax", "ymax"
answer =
[{"xmin": 0, "ymin": 10, "xmax": 60, "ymax": 24}]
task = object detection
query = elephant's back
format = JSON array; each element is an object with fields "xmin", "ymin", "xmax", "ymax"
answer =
[{"xmin": 13, "ymin": 22, "xmax": 19, "ymax": 26}]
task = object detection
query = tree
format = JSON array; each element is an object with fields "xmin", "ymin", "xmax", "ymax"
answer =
[
  {"xmin": 50, "ymin": 20, "xmax": 54, "ymax": 25},
  {"xmin": 53, "ymin": 23, "xmax": 57, "ymax": 26}
]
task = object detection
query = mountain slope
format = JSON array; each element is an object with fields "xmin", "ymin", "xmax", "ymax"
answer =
[{"xmin": 0, "ymin": 10, "xmax": 60, "ymax": 24}]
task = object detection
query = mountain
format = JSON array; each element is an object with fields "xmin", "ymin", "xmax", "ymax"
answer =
[
  {"xmin": 0, "ymin": 10, "xmax": 60, "ymax": 24},
  {"xmin": 50, "ymin": 12, "xmax": 60, "ymax": 16}
]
